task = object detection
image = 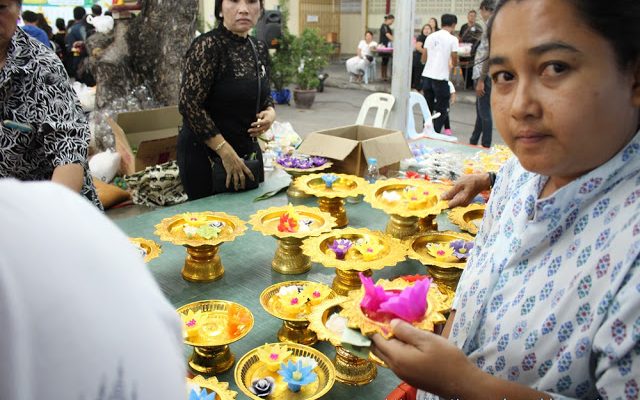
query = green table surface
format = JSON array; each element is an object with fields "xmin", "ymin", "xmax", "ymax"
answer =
[{"xmin": 114, "ymin": 140, "xmax": 482, "ymax": 399}]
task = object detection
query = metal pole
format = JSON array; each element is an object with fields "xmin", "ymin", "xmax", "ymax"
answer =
[{"xmin": 388, "ymin": 0, "xmax": 416, "ymax": 134}]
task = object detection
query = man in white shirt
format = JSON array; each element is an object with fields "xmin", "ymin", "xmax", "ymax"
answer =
[
  {"xmin": 0, "ymin": 179, "xmax": 186, "ymax": 400},
  {"xmin": 422, "ymin": 14, "xmax": 458, "ymax": 134}
]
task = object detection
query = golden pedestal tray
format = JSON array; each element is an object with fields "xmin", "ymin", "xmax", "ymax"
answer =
[
  {"xmin": 128, "ymin": 237, "xmax": 162, "ymax": 263},
  {"xmin": 406, "ymin": 231, "xmax": 475, "ymax": 304},
  {"xmin": 249, "ymin": 206, "xmax": 336, "ymax": 275},
  {"xmin": 177, "ymin": 300, "xmax": 254, "ymax": 375},
  {"xmin": 235, "ymin": 342, "xmax": 336, "ymax": 400},
  {"xmin": 155, "ymin": 212, "xmax": 247, "ymax": 282},
  {"xmin": 340, "ymin": 277, "xmax": 449, "ymax": 339},
  {"xmin": 301, "ymin": 228, "xmax": 407, "ymax": 296},
  {"xmin": 308, "ymin": 297, "xmax": 379, "ymax": 386},
  {"xmin": 260, "ymin": 281, "xmax": 335, "ymax": 346},
  {"xmin": 364, "ymin": 179, "xmax": 450, "ymax": 240},
  {"xmin": 187, "ymin": 375, "xmax": 238, "ymax": 400},
  {"xmin": 294, "ymin": 173, "xmax": 369, "ymax": 228},
  {"xmin": 276, "ymin": 159, "xmax": 333, "ymax": 199},
  {"xmin": 448, "ymin": 203, "xmax": 486, "ymax": 235}
]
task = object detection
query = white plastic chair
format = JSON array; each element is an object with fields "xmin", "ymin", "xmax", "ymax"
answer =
[
  {"xmin": 355, "ymin": 92, "xmax": 395, "ymax": 128},
  {"xmin": 406, "ymin": 91, "xmax": 457, "ymax": 142}
]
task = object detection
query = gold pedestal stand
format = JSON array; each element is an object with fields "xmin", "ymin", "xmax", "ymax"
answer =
[
  {"xmin": 332, "ymin": 268, "xmax": 372, "ymax": 296},
  {"xmin": 189, "ymin": 344, "xmax": 235, "ymax": 375},
  {"xmin": 334, "ymin": 345, "xmax": 377, "ymax": 386},
  {"xmin": 287, "ymin": 170, "xmax": 312, "ymax": 199},
  {"xmin": 427, "ymin": 264, "xmax": 463, "ymax": 294},
  {"xmin": 418, "ymin": 214, "xmax": 438, "ymax": 232},
  {"xmin": 183, "ymin": 245, "xmax": 224, "ymax": 282},
  {"xmin": 385, "ymin": 214, "xmax": 419, "ymax": 240},
  {"xmin": 277, "ymin": 320, "xmax": 318, "ymax": 346},
  {"xmin": 318, "ymin": 197, "xmax": 348, "ymax": 228},
  {"xmin": 272, "ymin": 237, "xmax": 310, "ymax": 274}
]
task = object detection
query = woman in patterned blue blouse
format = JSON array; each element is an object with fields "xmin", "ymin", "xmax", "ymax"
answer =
[
  {"xmin": 0, "ymin": 0, "xmax": 101, "ymax": 209},
  {"xmin": 372, "ymin": 0, "xmax": 640, "ymax": 398}
]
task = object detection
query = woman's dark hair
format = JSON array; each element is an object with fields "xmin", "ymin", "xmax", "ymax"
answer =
[
  {"xmin": 429, "ymin": 17, "xmax": 440, "ymax": 31},
  {"xmin": 214, "ymin": 0, "xmax": 265, "ymax": 23},
  {"xmin": 488, "ymin": 0, "xmax": 640, "ymax": 69}
]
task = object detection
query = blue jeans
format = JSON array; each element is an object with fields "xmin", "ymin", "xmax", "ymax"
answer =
[{"xmin": 470, "ymin": 76, "xmax": 493, "ymax": 147}]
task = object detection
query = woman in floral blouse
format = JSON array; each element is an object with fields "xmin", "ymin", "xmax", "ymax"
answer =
[
  {"xmin": 0, "ymin": 0, "xmax": 100, "ymax": 209},
  {"xmin": 372, "ymin": 0, "xmax": 640, "ymax": 398}
]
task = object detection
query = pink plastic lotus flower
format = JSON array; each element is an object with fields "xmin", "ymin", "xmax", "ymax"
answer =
[
  {"xmin": 359, "ymin": 273, "xmax": 392, "ymax": 315},
  {"xmin": 378, "ymin": 277, "xmax": 431, "ymax": 323}
]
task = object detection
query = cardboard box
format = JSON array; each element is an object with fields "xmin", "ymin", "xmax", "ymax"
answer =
[
  {"xmin": 297, "ymin": 125, "xmax": 412, "ymax": 177},
  {"xmin": 109, "ymin": 106, "xmax": 181, "ymax": 175}
]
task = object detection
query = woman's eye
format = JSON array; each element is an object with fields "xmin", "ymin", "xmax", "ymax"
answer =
[
  {"xmin": 542, "ymin": 62, "xmax": 569, "ymax": 77},
  {"xmin": 492, "ymin": 71, "xmax": 515, "ymax": 84}
]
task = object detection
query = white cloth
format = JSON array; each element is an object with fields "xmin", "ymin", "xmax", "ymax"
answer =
[
  {"xmin": 0, "ymin": 179, "xmax": 186, "ymax": 400},
  {"xmin": 346, "ymin": 56, "xmax": 369, "ymax": 75},
  {"xmin": 422, "ymin": 29, "xmax": 458, "ymax": 81}
]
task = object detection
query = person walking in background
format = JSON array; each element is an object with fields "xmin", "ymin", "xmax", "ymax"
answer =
[
  {"xmin": 469, "ymin": 0, "xmax": 494, "ymax": 148},
  {"xmin": 52, "ymin": 18, "xmax": 66, "ymax": 60},
  {"xmin": 20, "ymin": 10, "xmax": 51, "ymax": 48},
  {"xmin": 422, "ymin": 14, "xmax": 458, "ymax": 134},
  {"xmin": 412, "ymin": 23, "xmax": 433, "ymax": 90},
  {"xmin": 459, "ymin": 10, "xmax": 483, "ymax": 89},
  {"xmin": 379, "ymin": 14, "xmax": 394, "ymax": 81},
  {"xmin": 64, "ymin": 6, "xmax": 88, "ymax": 79}
]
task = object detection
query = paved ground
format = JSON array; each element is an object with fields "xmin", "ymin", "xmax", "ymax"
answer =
[{"xmin": 274, "ymin": 60, "xmax": 504, "ymax": 146}]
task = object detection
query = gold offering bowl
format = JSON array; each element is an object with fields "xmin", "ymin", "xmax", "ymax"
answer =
[
  {"xmin": 448, "ymin": 203, "xmax": 486, "ymax": 235},
  {"xmin": 308, "ymin": 297, "xmax": 379, "ymax": 386},
  {"xmin": 128, "ymin": 237, "xmax": 162, "ymax": 263},
  {"xmin": 187, "ymin": 375, "xmax": 238, "ymax": 400},
  {"xmin": 301, "ymin": 228, "xmax": 407, "ymax": 296},
  {"xmin": 234, "ymin": 342, "xmax": 336, "ymax": 400},
  {"xmin": 294, "ymin": 173, "xmax": 369, "ymax": 228},
  {"xmin": 177, "ymin": 300, "xmax": 254, "ymax": 375},
  {"xmin": 364, "ymin": 179, "xmax": 450, "ymax": 239},
  {"xmin": 276, "ymin": 160, "xmax": 333, "ymax": 199},
  {"xmin": 406, "ymin": 231, "xmax": 475, "ymax": 302},
  {"xmin": 340, "ymin": 277, "xmax": 449, "ymax": 340},
  {"xmin": 260, "ymin": 281, "xmax": 336, "ymax": 346},
  {"xmin": 155, "ymin": 212, "xmax": 247, "ymax": 282},
  {"xmin": 249, "ymin": 206, "xmax": 336, "ymax": 275}
]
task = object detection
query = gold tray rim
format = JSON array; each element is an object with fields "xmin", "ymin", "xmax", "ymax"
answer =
[
  {"xmin": 363, "ymin": 178, "xmax": 451, "ymax": 218},
  {"xmin": 128, "ymin": 237, "xmax": 162, "ymax": 263},
  {"xmin": 259, "ymin": 280, "xmax": 336, "ymax": 322},
  {"xmin": 307, "ymin": 296, "xmax": 351, "ymax": 347},
  {"xmin": 233, "ymin": 342, "xmax": 336, "ymax": 400},
  {"xmin": 340, "ymin": 278, "xmax": 449, "ymax": 339},
  {"xmin": 154, "ymin": 211, "xmax": 247, "ymax": 247},
  {"xmin": 188, "ymin": 375, "xmax": 238, "ymax": 400},
  {"xmin": 447, "ymin": 203, "xmax": 486, "ymax": 235},
  {"xmin": 176, "ymin": 300, "xmax": 254, "ymax": 347},
  {"xmin": 405, "ymin": 230, "xmax": 475, "ymax": 270},
  {"xmin": 301, "ymin": 227, "xmax": 407, "ymax": 272},
  {"xmin": 249, "ymin": 205, "xmax": 337, "ymax": 239},
  {"xmin": 293, "ymin": 173, "xmax": 369, "ymax": 199}
]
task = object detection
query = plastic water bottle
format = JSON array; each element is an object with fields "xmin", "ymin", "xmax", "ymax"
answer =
[{"xmin": 364, "ymin": 158, "xmax": 380, "ymax": 183}]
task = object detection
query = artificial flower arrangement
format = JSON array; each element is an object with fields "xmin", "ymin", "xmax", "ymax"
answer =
[
  {"xmin": 181, "ymin": 309, "xmax": 209, "ymax": 341},
  {"xmin": 277, "ymin": 205, "xmax": 313, "ymax": 233},
  {"xmin": 275, "ymin": 283, "xmax": 332, "ymax": 317},
  {"xmin": 276, "ymin": 154, "xmax": 328, "ymax": 170},
  {"xmin": 321, "ymin": 173, "xmax": 338, "ymax": 189},
  {"xmin": 326, "ymin": 235, "xmax": 384, "ymax": 262},
  {"xmin": 249, "ymin": 344, "xmax": 319, "ymax": 397},
  {"xmin": 181, "ymin": 213, "xmax": 224, "ymax": 240},
  {"xmin": 188, "ymin": 387, "xmax": 215, "ymax": 400},
  {"xmin": 401, "ymin": 185, "xmax": 437, "ymax": 210},
  {"xmin": 359, "ymin": 273, "xmax": 431, "ymax": 324},
  {"xmin": 227, "ymin": 303, "xmax": 253, "ymax": 338},
  {"xmin": 425, "ymin": 239, "xmax": 474, "ymax": 263}
]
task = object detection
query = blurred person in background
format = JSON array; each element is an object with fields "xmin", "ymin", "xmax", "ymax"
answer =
[{"xmin": 20, "ymin": 10, "xmax": 51, "ymax": 48}]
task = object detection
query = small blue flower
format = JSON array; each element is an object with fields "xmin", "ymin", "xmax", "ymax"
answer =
[
  {"xmin": 322, "ymin": 174, "xmax": 338, "ymax": 188},
  {"xmin": 189, "ymin": 388, "xmax": 215, "ymax": 400},
  {"xmin": 278, "ymin": 359, "xmax": 317, "ymax": 393}
]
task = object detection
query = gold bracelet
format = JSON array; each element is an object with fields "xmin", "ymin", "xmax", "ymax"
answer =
[{"xmin": 214, "ymin": 140, "xmax": 226, "ymax": 152}]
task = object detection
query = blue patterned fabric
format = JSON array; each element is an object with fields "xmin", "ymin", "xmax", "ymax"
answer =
[{"xmin": 448, "ymin": 132, "xmax": 640, "ymax": 398}]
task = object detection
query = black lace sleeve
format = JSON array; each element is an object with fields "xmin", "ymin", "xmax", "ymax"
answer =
[
  {"xmin": 258, "ymin": 40, "xmax": 274, "ymax": 111},
  {"xmin": 179, "ymin": 33, "xmax": 221, "ymax": 141}
]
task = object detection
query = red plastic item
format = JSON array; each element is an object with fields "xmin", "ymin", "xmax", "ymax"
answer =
[{"xmin": 386, "ymin": 382, "xmax": 418, "ymax": 400}]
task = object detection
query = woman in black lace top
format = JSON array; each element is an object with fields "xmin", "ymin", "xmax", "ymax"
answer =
[{"xmin": 178, "ymin": 0, "xmax": 275, "ymax": 199}]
